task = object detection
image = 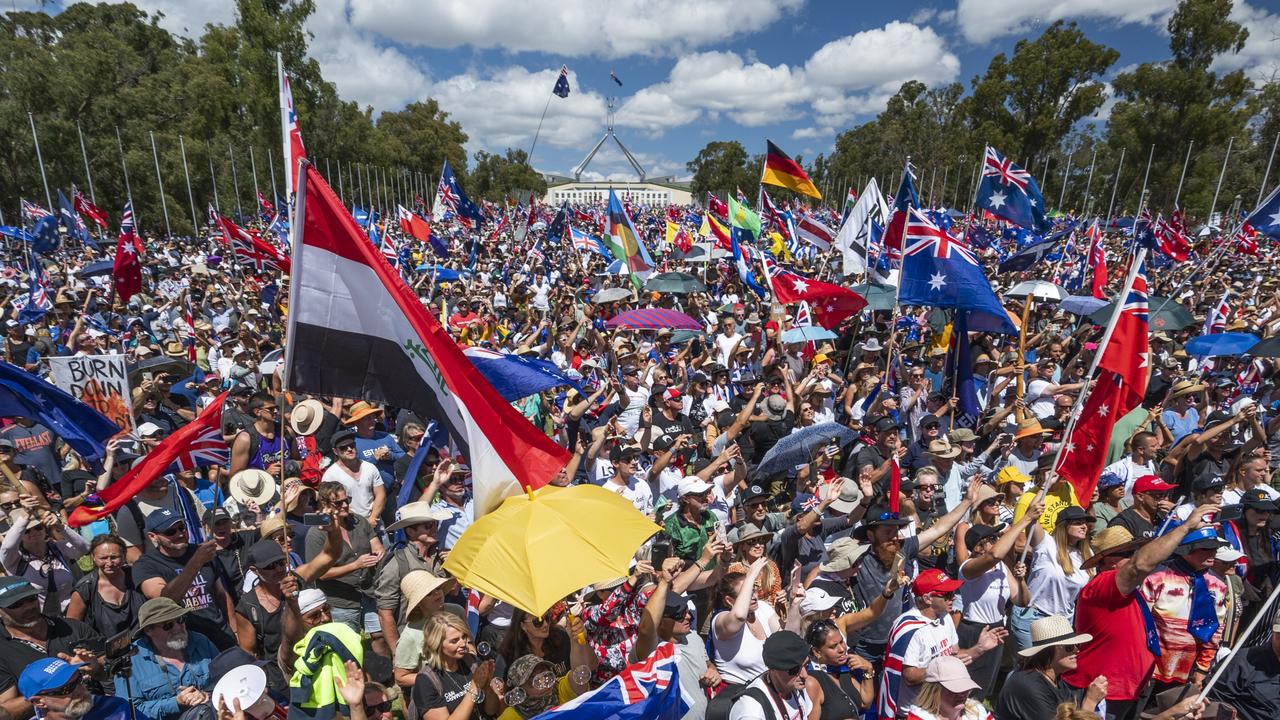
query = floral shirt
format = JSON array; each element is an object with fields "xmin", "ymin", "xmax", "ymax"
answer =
[
  {"xmin": 580, "ymin": 580, "xmax": 653, "ymax": 683},
  {"xmin": 1141, "ymin": 560, "xmax": 1228, "ymax": 684}
]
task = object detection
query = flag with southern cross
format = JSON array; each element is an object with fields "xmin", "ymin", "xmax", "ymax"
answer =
[
  {"xmin": 57, "ymin": 189, "xmax": 92, "ymax": 247},
  {"xmin": 552, "ymin": 65, "xmax": 571, "ymax": 98},
  {"xmin": 1244, "ymin": 184, "xmax": 1280, "ymax": 239},
  {"xmin": 978, "ymin": 146, "xmax": 1049, "ymax": 231},
  {"xmin": 900, "ymin": 208, "xmax": 1015, "ymax": 334}
]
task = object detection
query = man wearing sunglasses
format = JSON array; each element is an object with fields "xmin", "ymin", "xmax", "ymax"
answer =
[
  {"xmin": 20, "ymin": 657, "xmax": 143, "ymax": 720},
  {"xmin": 133, "ymin": 509, "xmax": 236, "ymax": 651},
  {"xmin": 122, "ymin": 597, "xmax": 218, "ymax": 720},
  {"xmin": 724, "ymin": 631, "xmax": 813, "ymax": 720},
  {"xmin": 0, "ymin": 577, "xmax": 103, "ymax": 720}
]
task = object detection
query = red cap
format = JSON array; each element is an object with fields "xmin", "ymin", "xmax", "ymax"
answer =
[
  {"xmin": 765, "ymin": 320, "xmax": 780, "ymax": 333},
  {"xmin": 664, "ymin": 388, "xmax": 682, "ymax": 401},
  {"xmin": 732, "ymin": 304, "xmax": 745, "ymax": 312},
  {"xmin": 911, "ymin": 568, "xmax": 963, "ymax": 596},
  {"xmin": 1133, "ymin": 475, "xmax": 1176, "ymax": 494}
]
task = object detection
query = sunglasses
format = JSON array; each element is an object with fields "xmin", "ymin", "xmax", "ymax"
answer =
[
  {"xmin": 662, "ymin": 608, "xmax": 693, "ymax": 621},
  {"xmin": 526, "ymin": 615, "xmax": 549, "ymax": 627},
  {"xmin": 329, "ymin": 498, "xmax": 351, "ymax": 507},
  {"xmin": 259, "ymin": 560, "xmax": 286, "ymax": 572},
  {"xmin": 335, "ymin": 444, "xmax": 356, "ymax": 451},
  {"xmin": 934, "ymin": 591, "xmax": 956, "ymax": 601},
  {"xmin": 784, "ymin": 665, "xmax": 805, "ymax": 676},
  {"xmin": 159, "ymin": 524, "xmax": 188, "ymax": 537},
  {"xmin": 0, "ymin": 502, "xmax": 16, "ymax": 511},
  {"xmin": 364, "ymin": 701, "xmax": 392, "ymax": 714},
  {"xmin": 158, "ymin": 618, "xmax": 186, "ymax": 631}
]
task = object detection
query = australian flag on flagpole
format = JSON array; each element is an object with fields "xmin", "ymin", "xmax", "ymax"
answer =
[
  {"xmin": 530, "ymin": 642, "xmax": 688, "ymax": 720},
  {"xmin": 1247, "ymin": 184, "xmax": 1280, "ymax": 238},
  {"xmin": 900, "ymin": 207, "xmax": 1016, "ymax": 334},
  {"xmin": 552, "ymin": 65, "xmax": 571, "ymax": 98},
  {"xmin": 978, "ymin": 146, "xmax": 1050, "ymax": 232},
  {"xmin": 945, "ymin": 311, "xmax": 982, "ymax": 429}
]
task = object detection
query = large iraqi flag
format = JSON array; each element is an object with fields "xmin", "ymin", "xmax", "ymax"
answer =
[{"xmin": 284, "ymin": 165, "xmax": 569, "ymax": 515}]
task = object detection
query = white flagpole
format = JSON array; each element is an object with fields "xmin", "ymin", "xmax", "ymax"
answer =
[
  {"xmin": 179, "ymin": 135, "xmax": 198, "ymax": 233},
  {"xmin": 76, "ymin": 121, "xmax": 96, "ymax": 204},
  {"xmin": 277, "ymin": 52, "xmax": 292, "ymax": 202},
  {"xmin": 27, "ymin": 112, "xmax": 53, "ymax": 211},
  {"xmin": 149, "ymin": 131, "xmax": 172, "ymax": 238}
]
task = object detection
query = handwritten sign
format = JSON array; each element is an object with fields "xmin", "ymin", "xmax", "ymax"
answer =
[{"xmin": 48, "ymin": 354, "xmax": 133, "ymax": 431}]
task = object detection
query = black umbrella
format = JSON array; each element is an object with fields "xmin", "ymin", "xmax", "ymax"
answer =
[
  {"xmin": 1087, "ymin": 295, "xmax": 1195, "ymax": 331},
  {"xmin": 77, "ymin": 260, "xmax": 115, "ymax": 279},
  {"xmin": 645, "ymin": 272, "xmax": 707, "ymax": 294},
  {"xmin": 127, "ymin": 356, "xmax": 195, "ymax": 385},
  {"xmin": 1246, "ymin": 336, "xmax": 1280, "ymax": 357},
  {"xmin": 851, "ymin": 283, "xmax": 896, "ymax": 312}
]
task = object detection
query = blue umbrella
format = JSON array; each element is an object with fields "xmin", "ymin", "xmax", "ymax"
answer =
[
  {"xmin": 781, "ymin": 326, "xmax": 837, "ymax": 343},
  {"xmin": 78, "ymin": 259, "xmax": 115, "ymax": 279},
  {"xmin": 1185, "ymin": 332, "xmax": 1260, "ymax": 358},
  {"xmin": 754, "ymin": 422, "xmax": 856, "ymax": 479},
  {"xmin": 1060, "ymin": 295, "xmax": 1107, "ymax": 317}
]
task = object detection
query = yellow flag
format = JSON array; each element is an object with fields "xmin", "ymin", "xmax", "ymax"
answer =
[
  {"xmin": 1013, "ymin": 480, "xmax": 1082, "ymax": 533},
  {"xmin": 933, "ymin": 323, "xmax": 952, "ymax": 351},
  {"xmin": 666, "ymin": 221, "xmax": 680, "ymax": 245},
  {"xmin": 699, "ymin": 215, "xmax": 711, "ymax": 238}
]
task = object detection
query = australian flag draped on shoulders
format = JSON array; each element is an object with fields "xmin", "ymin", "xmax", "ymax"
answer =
[
  {"xmin": 899, "ymin": 207, "xmax": 1016, "ymax": 334},
  {"xmin": 530, "ymin": 642, "xmax": 688, "ymax": 720},
  {"xmin": 978, "ymin": 146, "xmax": 1049, "ymax": 232}
]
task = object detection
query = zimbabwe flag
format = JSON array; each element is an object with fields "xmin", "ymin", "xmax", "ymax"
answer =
[{"xmin": 762, "ymin": 140, "xmax": 822, "ymax": 200}]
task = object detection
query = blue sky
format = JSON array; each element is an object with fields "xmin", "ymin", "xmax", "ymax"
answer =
[{"xmin": 29, "ymin": 1, "xmax": 1280, "ymax": 181}]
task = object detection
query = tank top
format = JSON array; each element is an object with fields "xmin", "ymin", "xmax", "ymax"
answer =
[
  {"xmin": 236, "ymin": 587, "xmax": 284, "ymax": 657},
  {"xmin": 250, "ymin": 431, "xmax": 286, "ymax": 471},
  {"xmin": 710, "ymin": 603, "xmax": 777, "ymax": 684},
  {"xmin": 812, "ymin": 668, "xmax": 861, "ymax": 720},
  {"xmin": 73, "ymin": 569, "xmax": 143, "ymax": 637}
]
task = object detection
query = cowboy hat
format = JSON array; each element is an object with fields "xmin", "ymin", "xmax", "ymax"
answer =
[
  {"xmin": 1166, "ymin": 380, "xmax": 1207, "ymax": 401},
  {"xmin": 1014, "ymin": 417, "xmax": 1049, "ymax": 440},
  {"xmin": 1016, "ymin": 614, "xmax": 1094, "ymax": 657},
  {"xmin": 163, "ymin": 341, "xmax": 186, "ymax": 358},
  {"xmin": 400, "ymin": 571, "xmax": 457, "ymax": 614},
  {"xmin": 290, "ymin": 398, "xmax": 326, "ymax": 436},
  {"xmin": 386, "ymin": 501, "xmax": 452, "ymax": 533},
  {"xmin": 343, "ymin": 401, "xmax": 383, "ymax": 425},
  {"xmin": 925, "ymin": 438, "xmax": 960, "ymax": 459},
  {"xmin": 727, "ymin": 522, "xmax": 773, "ymax": 546},
  {"xmin": 229, "ymin": 469, "xmax": 278, "ymax": 507},
  {"xmin": 1082, "ymin": 526, "xmax": 1149, "ymax": 570}
]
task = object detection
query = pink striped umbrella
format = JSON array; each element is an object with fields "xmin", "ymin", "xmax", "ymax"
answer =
[{"xmin": 604, "ymin": 307, "xmax": 702, "ymax": 331}]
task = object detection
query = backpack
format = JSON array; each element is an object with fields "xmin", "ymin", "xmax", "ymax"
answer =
[{"xmin": 705, "ymin": 684, "xmax": 776, "ymax": 720}]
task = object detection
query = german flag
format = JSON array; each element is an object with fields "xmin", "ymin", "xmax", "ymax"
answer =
[{"xmin": 762, "ymin": 140, "xmax": 822, "ymax": 200}]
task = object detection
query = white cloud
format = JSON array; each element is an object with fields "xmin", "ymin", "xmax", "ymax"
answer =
[
  {"xmin": 1214, "ymin": 1, "xmax": 1280, "ymax": 84},
  {"xmin": 955, "ymin": 0, "xmax": 1175, "ymax": 43},
  {"xmin": 306, "ymin": 1, "xmax": 432, "ymax": 111},
  {"xmin": 347, "ymin": 0, "xmax": 803, "ymax": 58},
  {"xmin": 110, "ymin": 0, "xmax": 234, "ymax": 37}
]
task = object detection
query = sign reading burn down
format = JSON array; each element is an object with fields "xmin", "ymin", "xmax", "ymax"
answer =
[{"xmin": 47, "ymin": 354, "xmax": 134, "ymax": 431}]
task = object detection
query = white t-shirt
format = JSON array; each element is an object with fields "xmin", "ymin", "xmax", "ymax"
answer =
[
  {"xmin": 1025, "ymin": 379, "xmax": 1057, "ymax": 419},
  {"xmin": 1102, "ymin": 456, "xmax": 1157, "ymax": 503},
  {"xmin": 1222, "ymin": 484, "xmax": 1280, "ymax": 506},
  {"xmin": 728, "ymin": 675, "xmax": 814, "ymax": 720},
  {"xmin": 958, "ymin": 559, "xmax": 1012, "ymax": 625},
  {"xmin": 604, "ymin": 474, "xmax": 653, "ymax": 514},
  {"xmin": 707, "ymin": 476, "xmax": 738, "ymax": 526},
  {"xmin": 899, "ymin": 609, "xmax": 959, "ymax": 711},
  {"xmin": 617, "ymin": 384, "xmax": 651, "ymax": 435},
  {"xmin": 715, "ymin": 332, "xmax": 744, "ymax": 366},
  {"xmin": 321, "ymin": 461, "xmax": 384, "ymax": 518},
  {"xmin": 1028, "ymin": 532, "xmax": 1089, "ymax": 616}
]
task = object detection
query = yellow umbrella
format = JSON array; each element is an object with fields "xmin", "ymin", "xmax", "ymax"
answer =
[{"xmin": 442, "ymin": 484, "xmax": 662, "ymax": 616}]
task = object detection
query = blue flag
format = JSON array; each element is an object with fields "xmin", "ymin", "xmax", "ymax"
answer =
[
  {"xmin": 463, "ymin": 347, "xmax": 582, "ymax": 402},
  {"xmin": 729, "ymin": 227, "xmax": 767, "ymax": 298},
  {"xmin": 900, "ymin": 208, "xmax": 1016, "ymax": 334},
  {"xmin": 997, "ymin": 235, "xmax": 1060, "ymax": 273},
  {"xmin": 31, "ymin": 215, "xmax": 59, "ymax": 255},
  {"xmin": 947, "ymin": 312, "xmax": 981, "ymax": 429},
  {"xmin": 439, "ymin": 160, "xmax": 485, "ymax": 226},
  {"xmin": 552, "ymin": 65, "xmax": 571, "ymax": 98},
  {"xmin": 0, "ymin": 360, "xmax": 120, "ymax": 467},
  {"xmin": 1247, "ymin": 185, "xmax": 1280, "ymax": 238},
  {"xmin": 531, "ymin": 642, "xmax": 687, "ymax": 720},
  {"xmin": 58, "ymin": 190, "xmax": 93, "ymax": 247},
  {"xmin": 977, "ymin": 146, "xmax": 1050, "ymax": 231}
]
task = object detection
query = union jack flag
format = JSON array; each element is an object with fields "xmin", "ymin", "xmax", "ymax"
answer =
[
  {"xmin": 903, "ymin": 211, "xmax": 979, "ymax": 264},
  {"xmin": 121, "ymin": 202, "xmax": 135, "ymax": 233},
  {"xmin": 379, "ymin": 232, "xmax": 399, "ymax": 267},
  {"xmin": 167, "ymin": 423, "xmax": 230, "ymax": 472},
  {"xmin": 879, "ymin": 613, "xmax": 931, "ymax": 719},
  {"xmin": 21, "ymin": 200, "xmax": 51, "ymax": 222},
  {"xmin": 983, "ymin": 145, "xmax": 1031, "ymax": 191},
  {"xmin": 1204, "ymin": 291, "xmax": 1231, "ymax": 335},
  {"xmin": 534, "ymin": 642, "xmax": 687, "ymax": 720},
  {"xmin": 73, "ymin": 187, "xmax": 109, "ymax": 229}
]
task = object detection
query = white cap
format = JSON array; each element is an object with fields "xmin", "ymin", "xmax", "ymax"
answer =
[
  {"xmin": 298, "ymin": 588, "xmax": 328, "ymax": 615},
  {"xmin": 678, "ymin": 476, "xmax": 714, "ymax": 496},
  {"xmin": 799, "ymin": 587, "xmax": 841, "ymax": 615},
  {"xmin": 136, "ymin": 422, "xmax": 163, "ymax": 438},
  {"xmin": 1215, "ymin": 546, "xmax": 1246, "ymax": 564},
  {"xmin": 709, "ymin": 399, "xmax": 731, "ymax": 413},
  {"xmin": 86, "ymin": 329, "xmax": 105, "ymax": 339}
]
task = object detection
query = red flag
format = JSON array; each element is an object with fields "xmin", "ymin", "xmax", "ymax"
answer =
[
  {"xmin": 1086, "ymin": 222, "xmax": 1108, "ymax": 300},
  {"xmin": 73, "ymin": 190, "xmax": 109, "ymax": 229},
  {"xmin": 258, "ymin": 192, "xmax": 277, "ymax": 216},
  {"xmin": 397, "ymin": 205, "xmax": 432, "ymax": 242},
  {"xmin": 705, "ymin": 214, "xmax": 733, "ymax": 251},
  {"xmin": 762, "ymin": 257, "xmax": 867, "ymax": 329},
  {"xmin": 706, "ymin": 192, "xmax": 728, "ymax": 220},
  {"xmin": 888, "ymin": 457, "xmax": 901, "ymax": 514},
  {"xmin": 1056, "ymin": 262, "xmax": 1150, "ymax": 503},
  {"xmin": 112, "ymin": 202, "xmax": 142, "ymax": 303},
  {"xmin": 69, "ymin": 393, "xmax": 228, "ymax": 527}
]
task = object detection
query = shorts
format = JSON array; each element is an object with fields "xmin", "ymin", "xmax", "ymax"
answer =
[{"xmin": 331, "ymin": 597, "xmax": 381, "ymax": 635}]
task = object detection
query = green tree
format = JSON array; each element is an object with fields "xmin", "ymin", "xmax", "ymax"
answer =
[
  {"xmin": 1106, "ymin": 0, "xmax": 1253, "ymax": 215},
  {"xmin": 469, "ymin": 148, "xmax": 547, "ymax": 201},
  {"xmin": 965, "ymin": 21, "xmax": 1118, "ymax": 166},
  {"xmin": 687, "ymin": 140, "xmax": 757, "ymax": 201}
]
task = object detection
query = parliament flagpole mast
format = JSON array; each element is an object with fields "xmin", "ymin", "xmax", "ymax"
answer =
[
  {"xmin": 27, "ymin": 112, "xmax": 53, "ymax": 210},
  {"xmin": 149, "ymin": 131, "xmax": 172, "ymax": 238},
  {"xmin": 179, "ymin": 135, "xmax": 198, "ymax": 232},
  {"xmin": 1259, "ymin": 132, "xmax": 1279, "ymax": 206},
  {"xmin": 1173, "ymin": 142, "xmax": 1194, "ymax": 208},
  {"xmin": 76, "ymin": 121, "xmax": 96, "ymax": 204}
]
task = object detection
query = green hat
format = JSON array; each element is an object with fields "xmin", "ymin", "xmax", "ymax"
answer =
[{"xmin": 136, "ymin": 597, "xmax": 188, "ymax": 633}]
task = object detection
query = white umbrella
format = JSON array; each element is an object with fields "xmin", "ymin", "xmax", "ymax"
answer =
[
  {"xmin": 683, "ymin": 245, "xmax": 730, "ymax": 262},
  {"xmin": 1005, "ymin": 280, "xmax": 1067, "ymax": 302},
  {"xmin": 592, "ymin": 287, "xmax": 632, "ymax": 304}
]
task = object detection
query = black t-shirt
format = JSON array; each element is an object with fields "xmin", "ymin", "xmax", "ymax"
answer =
[
  {"xmin": 221, "ymin": 406, "xmax": 254, "ymax": 438},
  {"xmin": 810, "ymin": 576, "xmax": 857, "ymax": 617},
  {"xmin": 994, "ymin": 669, "xmax": 1080, "ymax": 720},
  {"xmin": 651, "ymin": 412, "xmax": 695, "ymax": 445},
  {"xmin": 213, "ymin": 532, "xmax": 257, "ymax": 602},
  {"xmin": 411, "ymin": 658, "xmax": 505, "ymax": 718},
  {"xmin": 1109, "ymin": 507, "xmax": 1158, "ymax": 540},
  {"xmin": 0, "ymin": 617, "xmax": 102, "ymax": 693},
  {"xmin": 749, "ymin": 415, "xmax": 794, "ymax": 465},
  {"xmin": 132, "ymin": 547, "xmax": 226, "ymax": 628}
]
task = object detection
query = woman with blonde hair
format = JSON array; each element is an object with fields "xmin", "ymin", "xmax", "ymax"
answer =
[
  {"xmin": 953, "ymin": 485, "xmax": 1006, "ymax": 566},
  {"xmin": 393, "ymin": 571, "xmax": 457, "ymax": 689},
  {"xmin": 903, "ymin": 656, "xmax": 993, "ymax": 720},
  {"xmin": 1010, "ymin": 505, "xmax": 1094, "ymax": 653},
  {"xmin": 412, "ymin": 612, "xmax": 504, "ymax": 720}
]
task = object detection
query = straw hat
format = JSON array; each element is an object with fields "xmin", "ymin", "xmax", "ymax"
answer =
[
  {"xmin": 1014, "ymin": 417, "xmax": 1049, "ymax": 440},
  {"xmin": 229, "ymin": 469, "xmax": 278, "ymax": 507},
  {"xmin": 973, "ymin": 485, "xmax": 1005, "ymax": 507},
  {"xmin": 290, "ymin": 398, "xmax": 326, "ymax": 436},
  {"xmin": 1081, "ymin": 526, "xmax": 1148, "ymax": 570},
  {"xmin": 1166, "ymin": 380, "xmax": 1207, "ymax": 402},
  {"xmin": 343, "ymin": 401, "xmax": 383, "ymax": 425},
  {"xmin": 258, "ymin": 515, "xmax": 287, "ymax": 539},
  {"xmin": 163, "ymin": 341, "xmax": 186, "ymax": 358},
  {"xmin": 386, "ymin": 502, "xmax": 452, "ymax": 533},
  {"xmin": 400, "ymin": 571, "xmax": 457, "ymax": 614},
  {"xmin": 926, "ymin": 438, "xmax": 960, "ymax": 459},
  {"xmin": 1016, "ymin": 614, "xmax": 1094, "ymax": 657}
]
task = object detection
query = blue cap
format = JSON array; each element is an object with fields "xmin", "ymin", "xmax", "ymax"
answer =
[
  {"xmin": 1161, "ymin": 518, "xmax": 1228, "ymax": 550},
  {"xmin": 17, "ymin": 658, "xmax": 82, "ymax": 699},
  {"xmin": 1097, "ymin": 472, "xmax": 1125, "ymax": 490},
  {"xmin": 144, "ymin": 508, "xmax": 184, "ymax": 534},
  {"xmin": 0, "ymin": 577, "xmax": 39, "ymax": 608}
]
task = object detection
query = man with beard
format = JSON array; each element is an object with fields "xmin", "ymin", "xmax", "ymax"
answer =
[
  {"xmin": 20, "ymin": 657, "xmax": 145, "ymax": 720},
  {"xmin": 133, "ymin": 509, "xmax": 236, "ymax": 650},
  {"xmin": 122, "ymin": 598, "xmax": 218, "ymax": 720},
  {"xmin": 0, "ymin": 578, "xmax": 103, "ymax": 720},
  {"xmin": 429, "ymin": 463, "xmax": 474, "ymax": 552}
]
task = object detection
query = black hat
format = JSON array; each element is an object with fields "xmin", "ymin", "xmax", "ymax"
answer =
[
  {"xmin": 1192, "ymin": 468, "xmax": 1226, "ymax": 492},
  {"xmin": 919, "ymin": 415, "xmax": 940, "ymax": 428},
  {"xmin": 209, "ymin": 647, "xmax": 269, "ymax": 681},
  {"xmin": 203, "ymin": 507, "xmax": 232, "ymax": 525},
  {"xmin": 743, "ymin": 484, "xmax": 770, "ymax": 504},
  {"xmin": 0, "ymin": 577, "xmax": 39, "ymax": 608},
  {"xmin": 853, "ymin": 506, "xmax": 910, "ymax": 540},
  {"xmin": 621, "ymin": 365, "xmax": 640, "ymax": 377},
  {"xmin": 144, "ymin": 508, "xmax": 185, "ymax": 534},
  {"xmin": 761, "ymin": 631, "xmax": 810, "ymax": 670},
  {"xmin": 610, "ymin": 445, "xmax": 640, "ymax": 463},
  {"xmin": 1240, "ymin": 488, "xmax": 1279, "ymax": 511},
  {"xmin": 1055, "ymin": 506, "xmax": 1096, "ymax": 526},
  {"xmin": 964, "ymin": 524, "xmax": 1000, "ymax": 551},
  {"xmin": 247, "ymin": 539, "xmax": 286, "ymax": 568},
  {"xmin": 738, "ymin": 371, "xmax": 759, "ymax": 385},
  {"xmin": 870, "ymin": 416, "xmax": 900, "ymax": 434},
  {"xmin": 662, "ymin": 592, "xmax": 692, "ymax": 619},
  {"xmin": 330, "ymin": 428, "xmax": 357, "ymax": 448},
  {"xmin": 650, "ymin": 434, "xmax": 676, "ymax": 453}
]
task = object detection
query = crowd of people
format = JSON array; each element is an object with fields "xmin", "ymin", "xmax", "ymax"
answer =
[{"xmin": 0, "ymin": 185, "xmax": 1276, "ymax": 720}]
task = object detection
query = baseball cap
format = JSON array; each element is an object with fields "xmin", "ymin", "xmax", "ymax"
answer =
[
  {"xmin": 1215, "ymin": 546, "xmax": 1246, "ymax": 564},
  {"xmin": 144, "ymin": 508, "xmax": 185, "ymax": 534},
  {"xmin": 743, "ymin": 485, "xmax": 770, "ymax": 504},
  {"xmin": 0, "ymin": 577, "xmax": 40, "ymax": 608},
  {"xmin": 1133, "ymin": 475, "xmax": 1176, "ymax": 494},
  {"xmin": 798, "ymin": 587, "xmax": 841, "ymax": 615},
  {"xmin": 678, "ymin": 476, "xmax": 713, "ymax": 496},
  {"xmin": 247, "ymin": 540, "xmax": 286, "ymax": 568},
  {"xmin": 871, "ymin": 416, "xmax": 900, "ymax": 434},
  {"xmin": 1240, "ymin": 488, "xmax": 1279, "ymax": 511},
  {"xmin": 203, "ymin": 507, "xmax": 232, "ymax": 525},
  {"xmin": 136, "ymin": 597, "xmax": 189, "ymax": 630},
  {"xmin": 664, "ymin": 388, "xmax": 682, "ymax": 402},
  {"xmin": 911, "ymin": 568, "xmax": 963, "ymax": 596},
  {"xmin": 964, "ymin": 524, "xmax": 1000, "ymax": 551},
  {"xmin": 924, "ymin": 656, "xmax": 980, "ymax": 694},
  {"xmin": 17, "ymin": 658, "xmax": 83, "ymax": 699},
  {"xmin": 136, "ymin": 422, "xmax": 163, "ymax": 438},
  {"xmin": 1097, "ymin": 471, "xmax": 1125, "ymax": 490}
]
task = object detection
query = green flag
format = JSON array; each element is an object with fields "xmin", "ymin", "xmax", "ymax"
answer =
[{"xmin": 728, "ymin": 196, "xmax": 761, "ymax": 238}]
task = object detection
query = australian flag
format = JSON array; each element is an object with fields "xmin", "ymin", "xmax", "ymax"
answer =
[
  {"xmin": 437, "ymin": 160, "xmax": 485, "ymax": 227},
  {"xmin": 881, "ymin": 164, "xmax": 920, "ymax": 260},
  {"xmin": 1245, "ymin": 184, "xmax": 1280, "ymax": 239},
  {"xmin": 978, "ymin": 146, "xmax": 1049, "ymax": 231},
  {"xmin": 900, "ymin": 208, "xmax": 1016, "ymax": 334},
  {"xmin": 552, "ymin": 65, "xmax": 571, "ymax": 98},
  {"xmin": 531, "ymin": 642, "xmax": 687, "ymax": 720},
  {"xmin": 945, "ymin": 311, "xmax": 982, "ymax": 429}
]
